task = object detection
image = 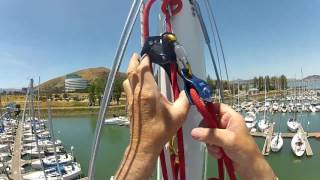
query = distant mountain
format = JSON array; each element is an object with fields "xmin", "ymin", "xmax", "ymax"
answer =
[
  {"xmin": 39, "ymin": 67, "xmax": 126, "ymax": 93},
  {"xmin": 303, "ymin": 75, "xmax": 320, "ymax": 81}
]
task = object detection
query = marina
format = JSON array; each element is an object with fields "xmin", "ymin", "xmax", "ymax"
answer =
[
  {"xmin": 1, "ymin": 0, "xmax": 320, "ymax": 179},
  {"xmin": 0, "ymin": 79, "xmax": 86, "ymax": 180}
]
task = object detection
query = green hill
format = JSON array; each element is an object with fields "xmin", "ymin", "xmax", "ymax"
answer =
[{"xmin": 40, "ymin": 67, "xmax": 126, "ymax": 93}]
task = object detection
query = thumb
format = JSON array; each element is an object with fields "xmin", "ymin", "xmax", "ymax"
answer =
[
  {"xmin": 169, "ymin": 91, "xmax": 190, "ymax": 127},
  {"xmin": 191, "ymin": 127, "xmax": 235, "ymax": 149}
]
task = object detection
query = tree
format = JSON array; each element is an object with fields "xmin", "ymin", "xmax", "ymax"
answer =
[
  {"xmin": 94, "ymin": 78, "xmax": 106, "ymax": 106},
  {"xmin": 113, "ymin": 76, "xmax": 125, "ymax": 104},
  {"xmin": 253, "ymin": 77, "xmax": 258, "ymax": 88},
  {"xmin": 258, "ymin": 76, "xmax": 264, "ymax": 91},
  {"xmin": 206, "ymin": 75, "xmax": 216, "ymax": 91},
  {"xmin": 270, "ymin": 76, "xmax": 277, "ymax": 90},
  {"xmin": 265, "ymin": 76, "xmax": 270, "ymax": 91},
  {"xmin": 88, "ymin": 84, "xmax": 96, "ymax": 106},
  {"xmin": 280, "ymin": 75, "xmax": 288, "ymax": 89},
  {"xmin": 63, "ymin": 93, "xmax": 68, "ymax": 99}
]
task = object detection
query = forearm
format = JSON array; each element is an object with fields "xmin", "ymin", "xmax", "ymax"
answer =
[{"xmin": 115, "ymin": 145, "xmax": 158, "ymax": 180}]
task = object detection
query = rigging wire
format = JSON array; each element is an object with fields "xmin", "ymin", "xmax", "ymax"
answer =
[
  {"xmin": 87, "ymin": 0, "xmax": 143, "ymax": 179},
  {"xmin": 202, "ymin": 0, "xmax": 223, "ymax": 102},
  {"xmin": 193, "ymin": 0, "xmax": 224, "ymax": 101},
  {"xmin": 202, "ymin": 0, "xmax": 223, "ymax": 81},
  {"xmin": 204, "ymin": 0, "xmax": 230, "ymax": 86}
]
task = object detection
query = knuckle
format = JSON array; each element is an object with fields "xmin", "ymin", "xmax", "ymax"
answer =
[
  {"xmin": 127, "ymin": 71, "xmax": 138, "ymax": 79},
  {"xmin": 139, "ymin": 90, "xmax": 155, "ymax": 101}
]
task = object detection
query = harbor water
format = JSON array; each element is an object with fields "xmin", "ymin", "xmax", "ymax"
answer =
[{"xmin": 52, "ymin": 112, "xmax": 320, "ymax": 180}]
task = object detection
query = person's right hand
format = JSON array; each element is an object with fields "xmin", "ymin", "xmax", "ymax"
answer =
[{"xmin": 191, "ymin": 103, "xmax": 276, "ymax": 180}]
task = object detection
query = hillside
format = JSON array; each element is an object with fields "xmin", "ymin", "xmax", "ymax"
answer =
[
  {"xmin": 304, "ymin": 75, "xmax": 320, "ymax": 81},
  {"xmin": 40, "ymin": 67, "xmax": 126, "ymax": 93}
]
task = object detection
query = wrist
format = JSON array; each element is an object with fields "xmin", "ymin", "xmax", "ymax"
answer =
[
  {"xmin": 115, "ymin": 143, "xmax": 158, "ymax": 180},
  {"xmin": 238, "ymin": 154, "xmax": 276, "ymax": 180}
]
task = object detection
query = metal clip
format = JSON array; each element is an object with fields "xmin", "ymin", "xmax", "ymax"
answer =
[
  {"xmin": 140, "ymin": 32, "xmax": 177, "ymax": 76},
  {"xmin": 180, "ymin": 68, "xmax": 213, "ymax": 103}
]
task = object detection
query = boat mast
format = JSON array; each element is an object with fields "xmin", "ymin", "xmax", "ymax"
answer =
[
  {"xmin": 238, "ymin": 81, "xmax": 240, "ymax": 108},
  {"xmin": 30, "ymin": 79, "xmax": 47, "ymax": 180},
  {"xmin": 264, "ymin": 76, "xmax": 267, "ymax": 120},
  {"xmin": 47, "ymin": 101, "xmax": 62, "ymax": 178},
  {"xmin": 37, "ymin": 77, "xmax": 41, "ymax": 121},
  {"xmin": 159, "ymin": 0, "xmax": 206, "ymax": 179}
]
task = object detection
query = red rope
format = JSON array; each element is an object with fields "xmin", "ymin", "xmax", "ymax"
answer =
[
  {"xmin": 170, "ymin": 64, "xmax": 186, "ymax": 180},
  {"xmin": 162, "ymin": 0, "xmax": 186, "ymax": 179},
  {"xmin": 190, "ymin": 88, "xmax": 236, "ymax": 180}
]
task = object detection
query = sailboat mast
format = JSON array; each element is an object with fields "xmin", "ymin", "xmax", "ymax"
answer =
[
  {"xmin": 47, "ymin": 101, "xmax": 62, "ymax": 178},
  {"xmin": 238, "ymin": 81, "xmax": 240, "ymax": 107},
  {"xmin": 30, "ymin": 79, "xmax": 47, "ymax": 180},
  {"xmin": 158, "ymin": 1, "xmax": 206, "ymax": 179},
  {"xmin": 264, "ymin": 77, "xmax": 267, "ymax": 120}
]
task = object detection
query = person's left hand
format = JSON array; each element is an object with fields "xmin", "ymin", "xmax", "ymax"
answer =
[
  {"xmin": 115, "ymin": 53, "xmax": 190, "ymax": 179},
  {"xmin": 123, "ymin": 53, "xmax": 190, "ymax": 153}
]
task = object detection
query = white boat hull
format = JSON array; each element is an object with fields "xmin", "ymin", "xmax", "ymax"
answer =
[
  {"xmin": 291, "ymin": 133, "xmax": 306, "ymax": 157},
  {"xmin": 271, "ymin": 134, "xmax": 283, "ymax": 152}
]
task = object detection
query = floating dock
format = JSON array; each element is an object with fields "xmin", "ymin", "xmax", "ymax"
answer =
[
  {"xmin": 11, "ymin": 121, "xmax": 22, "ymax": 179},
  {"xmin": 252, "ymin": 125, "xmax": 315, "ymax": 156}
]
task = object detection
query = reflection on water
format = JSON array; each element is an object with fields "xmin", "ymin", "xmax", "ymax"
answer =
[{"xmin": 52, "ymin": 112, "xmax": 320, "ymax": 180}]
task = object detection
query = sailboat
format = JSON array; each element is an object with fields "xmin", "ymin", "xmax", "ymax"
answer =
[
  {"xmin": 271, "ymin": 116, "xmax": 283, "ymax": 152},
  {"xmin": 291, "ymin": 131, "xmax": 306, "ymax": 157},
  {"xmin": 31, "ymin": 153, "xmax": 74, "ymax": 169},
  {"xmin": 288, "ymin": 81, "xmax": 300, "ymax": 132},
  {"xmin": 235, "ymin": 82, "xmax": 242, "ymax": 112},
  {"xmin": 258, "ymin": 77, "xmax": 269, "ymax": 132},
  {"xmin": 23, "ymin": 162, "xmax": 82, "ymax": 180},
  {"xmin": 271, "ymin": 133, "xmax": 283, "ymax": 152},
  {"xmin": 244, "ymin": 111, "xmax": 256, "ymax": 130}
]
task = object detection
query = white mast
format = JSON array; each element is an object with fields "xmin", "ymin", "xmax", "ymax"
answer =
[
  {"xmin": 159, "ymin": 1, "xmax": 205, "ymax": 179},
  {"xmin": 264, "ymin": 77, "xmax": 267, "ymax": 120}
]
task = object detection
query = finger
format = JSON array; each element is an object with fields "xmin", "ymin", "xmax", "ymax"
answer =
[
  {"xmin": 137, "ymin": 55, "xmax": 157, "ymax": 89},
  {"xmin": 207, "ymin": 148, "xmax": 222, "ymax": 159},
  {"xmin": 219, "ymin": 112, "xmax": 232, "ymax": 129},
  {"xmin": 122, "ymin": 80, "xmax": 133, "ymax": 104},
  {"xmin": 207, "ymin": 144, "xmax": 221, "ymax": 153},
  {"xmin": 127, "ymin": 53, "xmax": 140, "ymax": 75},
  {"xmin": 210, "ymin": 103, "xmax": 243, "ymax": 129},
  {"xmin": 191, "ymin": 127, "xmax": 235, "ymax": 149},
  {"xmin": 168, "ymin": 91, "xmax": 190, "ymax": 127},
  {"xmin": 126, "ymin": 54, "xmax": 140, "ymax": 92},
  {"xmin": 211, "ymin": 103, "xmax": 236, "ymax": 116}
]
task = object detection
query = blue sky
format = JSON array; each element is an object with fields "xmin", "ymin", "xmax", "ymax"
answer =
[{"xmin": 0, "ymin": 0, "xmax": 319, "ymax": 88}]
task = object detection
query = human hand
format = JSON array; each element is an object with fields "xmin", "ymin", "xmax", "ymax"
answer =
[
  {"xmin": 115, "ymin": 54, "xmax": 190, "ymax": 179},
  {"xmin": 191, "ymin": 103, "xmax": 276, "ymax": 180}
]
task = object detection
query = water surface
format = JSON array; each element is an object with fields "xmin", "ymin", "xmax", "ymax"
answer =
[{"xmin": 52, "ymin": 112, "xmax": 320, "ymax": 179}]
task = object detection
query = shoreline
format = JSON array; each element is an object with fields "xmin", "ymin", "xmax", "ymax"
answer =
[{"xmin": 23, "ymin": 105, "xmax": 127, "ymax": 117}]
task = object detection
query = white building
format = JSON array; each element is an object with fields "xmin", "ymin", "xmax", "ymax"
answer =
[{"xmin": 65, "ymin": 74, "xmax": 89, "ymax": 92}]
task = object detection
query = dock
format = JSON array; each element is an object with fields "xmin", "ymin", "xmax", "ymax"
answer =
[
  {"xmin": 251, "ymin": 124, "xmax": 315, "ymax": 156},
  {"xmin": 11, "ymin": 121, "xmax": 23, "ymax": 179},
  {"xmin": 298, "ymin": 126, "xmax": 313, "ymax": 156},
  {"xmin": 261, "ymin": 123, "xmax": 274, "ymax": 155}
]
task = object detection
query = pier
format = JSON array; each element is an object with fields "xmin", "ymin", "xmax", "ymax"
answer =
[
  {"xmin": 11, "ymin": 121, "xmax": 22, "ymax": 179},
  {"xmin": 252, "ymin": 125, "xmax": 315, "ymax": 156},
  {"xmin": 261, "ymin": 123, "xmax": 274, "ymax": 155}
]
